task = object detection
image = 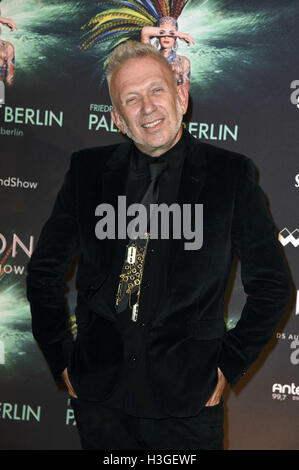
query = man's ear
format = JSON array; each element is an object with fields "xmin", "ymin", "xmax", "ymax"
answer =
[
  {"xmin": 111, "ymin": 107, "xmax": 126, "ymax": 135},
  {"xmin": 177, "ymin": 83, "xmax": 189, "ymax": 115}
]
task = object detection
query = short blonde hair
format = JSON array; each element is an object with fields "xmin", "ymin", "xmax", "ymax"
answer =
[{"xmin": 106, "ymin": 40, "xmax": 175, "ymax": 92}]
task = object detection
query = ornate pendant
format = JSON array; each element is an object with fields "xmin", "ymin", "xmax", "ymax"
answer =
[
  {"xmin": 131, "ymin": 303, "xmax": 139, "ymax": 322},
  {"xmin": 127, "ymin": 245, "xmax": 137, "ymax": 264}
]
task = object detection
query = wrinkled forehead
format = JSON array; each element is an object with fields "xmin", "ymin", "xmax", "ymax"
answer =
[{"xmin": 110, "ymin": 56, "xmax": 176, "ymax": 103}]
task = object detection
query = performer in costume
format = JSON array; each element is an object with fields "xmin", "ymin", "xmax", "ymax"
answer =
[
  {"xmin": 81, "ymin": 0, "xmax": 193, "ymax": 88},
  {"xmin": 0, "ymin": 1, "xmax": 17, "ymax": 85},
  {"xmin": 141, "ymin": 16, "xmax": 194, "ymax": 89}
]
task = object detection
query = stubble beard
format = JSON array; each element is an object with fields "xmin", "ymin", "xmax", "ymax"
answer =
[{"xmin": 119, "ymin": 98, "xmax": 184, "ymax": 156}]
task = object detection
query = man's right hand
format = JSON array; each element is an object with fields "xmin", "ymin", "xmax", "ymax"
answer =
[{"xmin": 61, "ymin": 368, "xmax": 78, "ymax": 399}]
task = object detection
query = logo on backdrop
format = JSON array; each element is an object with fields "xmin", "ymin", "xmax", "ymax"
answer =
[
  {"xmin": 290, "ymin": 80, "xmax": 299, "ymax": 108},
  {"xmin": 272, "ymin": 382, "xmax": 299, "ymax": 402},
  {"xmin": 0, "ymin": 233, "xmax": 34, "ymax": 275},
  {"xmin": 88, "ymin": 102, "xmax": 239, "ymax": 142},
  {"xmin": 295, "ymin": 174, "xmax": 299, "ymax": 187},
  {"xmin": 0, "ymin": 176, "xmax": 38, "ymax": 190},
  {"xmin": 186, "ymin": 121, "xmax": 238, "ymax": 142},
  {"xmin": 66, "ymin": 398, "xmax": 77, "ymax": 426},
  {"xmin": 0, "ymin": 105, "xmax": 64, "ymax": 138},
  {"xmin": 278, "ymin": 228, "xmax": 299, "ymax": 247},
  {"xmin": 0, "ymin": 402, "xmax": 41, "ymax": 422}
]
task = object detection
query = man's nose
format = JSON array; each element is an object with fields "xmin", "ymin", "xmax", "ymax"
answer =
[{"xmin": 141, "ymin": 94, "xmax": 156, "ymax": 114}]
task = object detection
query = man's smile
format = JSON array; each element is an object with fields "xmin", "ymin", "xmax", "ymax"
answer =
[{"xmin": 141, "ymin": 119, "xmax": 163, "ymax": 129}]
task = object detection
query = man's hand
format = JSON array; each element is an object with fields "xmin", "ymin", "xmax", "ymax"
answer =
[
  {"xmin": 205, "ymin": 367, "xmax": 227, "ymax": 406},
  {"xmin": 61, "ymin": 368, "xmax": 78, "ymax": 399}
]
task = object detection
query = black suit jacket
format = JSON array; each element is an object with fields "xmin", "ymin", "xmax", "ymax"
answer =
[{"xmin": 26, "ymin": 130, "xmax": 291, "ymax": 417}]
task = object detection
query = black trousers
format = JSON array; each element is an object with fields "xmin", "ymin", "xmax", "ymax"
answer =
[{"xmin": 71, "ymin": 398, "xmax": 224, "ymax": 450}]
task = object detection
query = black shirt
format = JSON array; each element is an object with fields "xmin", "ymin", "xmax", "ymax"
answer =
[{"xmin": 101, "ymin": 132, "xmax": 186, "ymax": 418}]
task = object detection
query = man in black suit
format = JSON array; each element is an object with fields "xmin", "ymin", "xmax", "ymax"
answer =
[{"xmin": 26, "ymin": 41, "xmax": 291, "ymax": 450}]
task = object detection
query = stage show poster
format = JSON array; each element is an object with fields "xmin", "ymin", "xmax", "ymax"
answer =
[{"xmin": 0, "ymin": 0, "xmax": 298, "ymax": 450}]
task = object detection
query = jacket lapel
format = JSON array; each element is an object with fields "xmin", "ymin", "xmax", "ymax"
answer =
[
  {"xmin": 167, "ymin": 131, "xmax": 207, "ymax": 278},
  {"xmin": 101, "ymin": 140, "xmax": 132, "ymax": 206},
  {"xmin": 177, "ymin": 131, "xmax": 207, "ymax": 206},
  {"xmin": 100, "ymin": 140, "xmax": 132, "ymax": 271}
]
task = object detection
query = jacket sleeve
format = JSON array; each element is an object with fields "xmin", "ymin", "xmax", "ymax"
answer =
[
  {"xmin": 218, "ymin": 156, "xmax": 291, "ymax": 386},
  {"xmin": 26, "ymin": 152, "xmax": 80, "ymax": 381}
]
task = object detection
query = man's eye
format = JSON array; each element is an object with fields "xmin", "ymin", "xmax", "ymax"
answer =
[
  {"xmin": 126, "ymin": 97, "xmax": 136, "ymax": 104},
  {"xmin": 153, "ymin": 88, "xmax": 162, "ymax": 93}
]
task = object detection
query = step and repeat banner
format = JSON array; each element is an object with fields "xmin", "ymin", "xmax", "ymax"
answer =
[{"xmin": 0, "ymin": 0, "xmax": 298, "ymax": 450}]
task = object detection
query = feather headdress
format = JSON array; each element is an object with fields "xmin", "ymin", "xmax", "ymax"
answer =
[{"xmin": 81, "ymin": 0, "xmax": 189, "ymax": 83}]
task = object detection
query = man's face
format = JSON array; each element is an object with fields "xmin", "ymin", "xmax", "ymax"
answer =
[{"xmin": 110, "ymin": 56, "xmax": 188, "ymax": 157}]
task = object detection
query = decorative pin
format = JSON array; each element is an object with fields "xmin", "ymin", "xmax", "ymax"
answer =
[
  {"xmin": 127, "ymin": 246, "xmax": 137, "ymax": 264},
  {"xmin": 131, "ymin": 303, "xmax": 139, "ymax": 322}
]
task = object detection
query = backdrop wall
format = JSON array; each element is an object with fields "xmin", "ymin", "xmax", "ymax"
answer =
[{"xmin": 0, "ymin": 0, "xmax": 298, "ymax": 450}]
